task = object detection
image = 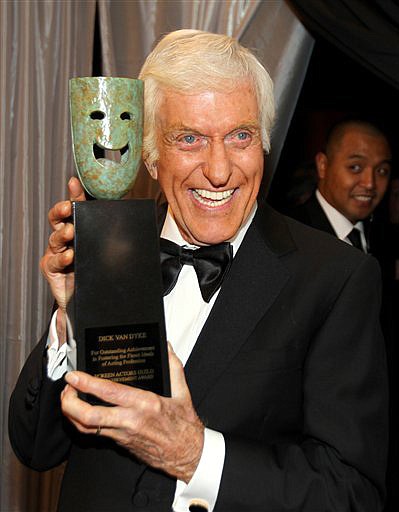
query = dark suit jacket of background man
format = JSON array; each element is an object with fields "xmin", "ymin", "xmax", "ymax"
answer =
[
  {"xmin": 287, "ymin": 192, "xmax": 387, "ymax": 257},
  {"xmin": 9, "ymin": 202, "xmax": 388, "ymax": 512},
  {"xmin": 288, "ymin": 191, "xmax": 397, "ymax": 512}
]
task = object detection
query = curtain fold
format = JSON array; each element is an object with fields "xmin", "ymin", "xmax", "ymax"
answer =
[
  {"xmin": 239, "ymin": 1, "xmax": 314, "ymax": 192},
  {"xmin": 289, "ymin": 0, "xmax": 399, "ymax": 90},
  {"xmin": 1, "ymin": 2, "xmax": 96, "ymax": 511},
  {"xmin": 99, "ymin": 0, "xmax": 262, "ymax": 77}
]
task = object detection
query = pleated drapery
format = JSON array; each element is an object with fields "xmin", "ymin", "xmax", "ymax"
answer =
[
  {"xmin": 0, "ymin": 2, "xmax": 96, "ymax": 511},
  {"xmin": 290, "ymin": 0, "xmax": 399, "ymax": 90}
]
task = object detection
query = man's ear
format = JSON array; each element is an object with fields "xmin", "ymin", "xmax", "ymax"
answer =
[
  {"xmin": 144, "ymin": 160, "xmax": 158, "ymax": 180},
  {"xmin": 315, "ymin": 152, "xmax": 328, "ymax": 179}
]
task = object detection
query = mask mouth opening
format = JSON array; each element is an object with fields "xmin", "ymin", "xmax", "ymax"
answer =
[{"xmin": 93, "ymin": 142, "xmax": 129, "ymax": 165}]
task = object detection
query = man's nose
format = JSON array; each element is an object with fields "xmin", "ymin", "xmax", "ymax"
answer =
[
  {"xmin": 360, "ymin": 167, "xmax": 376, "ymax": 189},
  {"xmin": 202, "ymin": 141, "xmax": 232, "ymax": 186}
]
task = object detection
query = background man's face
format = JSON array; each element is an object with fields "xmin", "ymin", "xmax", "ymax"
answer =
[
  {"xmin": 151, "ymin": 81, "xmax": 264, "ymax": 245},
  {"xmin": 317, "ymin": 128, "xmax": 391, "ymax": 223}
]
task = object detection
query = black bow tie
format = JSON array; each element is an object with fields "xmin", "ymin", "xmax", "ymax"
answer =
[{"xmin": 159, "ymin": 238, "xmax": 233, "ymax": 303}]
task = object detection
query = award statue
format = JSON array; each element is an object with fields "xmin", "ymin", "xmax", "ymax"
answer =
[{"xmin": 69, "ymin": 77, "xmax": 170, "ymax": 398}]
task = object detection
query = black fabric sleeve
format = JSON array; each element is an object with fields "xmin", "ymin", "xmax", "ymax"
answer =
[{"xmin": 8, "ymin": 330, "xmax": 72, "ymax": 471}]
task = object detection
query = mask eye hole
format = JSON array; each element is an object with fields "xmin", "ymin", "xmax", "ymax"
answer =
[
  {"xmin": 90, "ymin": 111, "xmax": 105, "ymax": 120},
  {"xmin": 120, "ymin": 112, "xmax": 131, "ymax": 120}
]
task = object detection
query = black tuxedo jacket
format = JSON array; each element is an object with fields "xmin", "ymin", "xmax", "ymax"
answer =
[
  {"xmin": 287, "ymin": 193, "xmax": 336, "ymax": 237},
  {"xmin": 9, "ymin": 203, "xmax": 388, "ymax": 511},
  {"xmin": 288, "ymin": 192, "xmax": 384, "ymax": 256}
]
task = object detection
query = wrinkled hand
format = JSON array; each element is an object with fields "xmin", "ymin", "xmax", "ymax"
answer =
[
  {"xmin": 61, "ymin": 344, "xmax": 205, "ymax": 483},
  {"xmin": 40, "ymin": 177, "xmax": 85, "ymax": 310}
]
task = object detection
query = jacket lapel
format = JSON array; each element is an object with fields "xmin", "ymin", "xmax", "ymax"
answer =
[
  {"xmin": 184, "ymin": 204, "xmax": 296, "ymax": 408},
  {"xmin": 306, "ymin": 194, "xmax": 336, "ymax": 235}
]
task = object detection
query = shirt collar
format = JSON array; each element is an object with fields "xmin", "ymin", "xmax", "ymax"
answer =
[
  {"xmin": 160, "ymin": 202, "xmax": 258, "ymax": 257},
  {"xmin": 316, "ymin": 189, "xmax": 364, "ymax": 240}
]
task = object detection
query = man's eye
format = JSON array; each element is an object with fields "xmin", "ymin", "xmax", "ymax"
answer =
[
  {"xmin": 226, "ymin": 130, "xmax": 253, "ymax": 147},
  {"xmin": 174, "ymin": 133, "xmax": 204, "ymax": 150},
  {"xmin": 182, "ymin": 135, "xmax": 197, "ymax": 144},
  {"xmin": 349, "ymin": 164, "xmax": 362, "ymax": 173},
  {"xmin": 376, "ymin": 167, "xmax": 390, "ymax": 177}
]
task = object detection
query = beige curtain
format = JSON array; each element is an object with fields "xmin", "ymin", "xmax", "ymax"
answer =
[
  {"xmin": 98, "ymin": 0, "xmax": 314, "ymax": 198},
  {"xmin": 240, "ymin": 0, "xmax": 315, "ymax": 191},
  {"xmin": 99, "ymin": 0, "xmax": 262, "ymax": 77},
  {"xmin": 1, "ymin": 2, "xmax": 96, "ymax": 511}
]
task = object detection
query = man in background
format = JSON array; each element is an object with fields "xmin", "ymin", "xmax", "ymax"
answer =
[
  {"xmin": 288, "ymin": 118, "xmax": 395, "ymax": 511},
  {"xmin": 289, "ymin": 119, "xmax": 391, "ymax": 252}
]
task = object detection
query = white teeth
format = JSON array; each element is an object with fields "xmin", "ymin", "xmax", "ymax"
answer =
[
  {"xmin": 192, "ymin": 188, "xmax": 234, "ymax": 207},
  {"xmin": 354, "ymin": 195, "xmax": 373, "ymax": 202},
  {"xmin": 195, "ymin": 189, "xmax": 234, "ymax": 200}
]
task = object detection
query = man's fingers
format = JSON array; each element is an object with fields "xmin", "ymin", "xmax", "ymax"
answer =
[
  {"xmin": 43, "ymin": 248, "xmax": 74, "ymax": 274},
  {"xmin": 61, "ymin": 383, "xmax": 120, "ymax": 432},
  {"xmin": 68, "ymin": 177, "xmax": 86, "ymax": 202},
  {"xmin": 48, "ymin": 201, "xmax": 72, "ymax": 229},
  {"xmin": 64, "ymin": 371, "xmax": 149, "ymax": 408},
  {"xmin": 41, "ymin": 222, "xmax": 74, "ymax": 276},
  {"xmin": 47, "ymin": 177, "xmax": 85, "ymax": 230},
  {"xmin": 48, "ymin": 222, "xmax": 74, "ymax": 253}
]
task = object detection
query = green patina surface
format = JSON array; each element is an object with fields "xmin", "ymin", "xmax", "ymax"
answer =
[{"xmin": 70, "ymin": 77, "xmax": 143, "ymax": 199}]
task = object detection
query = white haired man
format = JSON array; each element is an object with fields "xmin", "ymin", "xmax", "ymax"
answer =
[{"xmin": 9, "ymin": 30, "xmax": 388, "ymax": 512}]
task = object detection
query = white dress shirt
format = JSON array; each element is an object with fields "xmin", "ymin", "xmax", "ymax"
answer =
[
  {"xmin": 316, "ymin": 190, "xmax": 368, "ymax": 252},
  {"xmin": 47, "ymin": 202, "xmax": 257, "ymax": 512}
]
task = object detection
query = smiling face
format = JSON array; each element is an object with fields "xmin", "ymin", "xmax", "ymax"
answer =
[
  {"xmin": 316, "ymin": 127, "xmax": 392, "ymax": 223},
  {"xmin": 70, "ymin": 77, "xmax": 143, "ymax": 199},
  {"xmin": 147, "ymin": 81, "xmax": 264, "ymax": 245}
]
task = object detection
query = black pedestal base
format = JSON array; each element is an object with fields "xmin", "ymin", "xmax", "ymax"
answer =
[{"xmin": 68, "ymin": 199, "xmax": 170, "ymax": 397}]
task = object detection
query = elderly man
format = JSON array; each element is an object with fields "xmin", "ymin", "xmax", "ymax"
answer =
[
  {"xmin": 9, "ymin": 30, "xmax": 388, "ymax": 512},
  {"xmin": 289, "ymin": 119, "xmax": 392, "ymax": 252}
]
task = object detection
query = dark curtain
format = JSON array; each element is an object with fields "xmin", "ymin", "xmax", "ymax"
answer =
[{"xmin": 289, "ymin": 0, "xmax": 399, "ymax": 90}]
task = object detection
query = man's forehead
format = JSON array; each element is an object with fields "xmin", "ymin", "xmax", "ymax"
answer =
[
  {"xmin": 164, "ymin": 120, "xmax": 260, "ymax": 132},
  {"xmin": 337, "ymin": 127, "xmax": 389, "ymax": 150},
  {"xmin": 157, "ymin": 84, "xmax": 259, "ymax": 129},
  {"xmin": 159, "ymin": 80, "xmax": 257, "ymax": 106},
  {"xmin": 329, "ymin": 128, "xmax": 390, "ymax": 159}
]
